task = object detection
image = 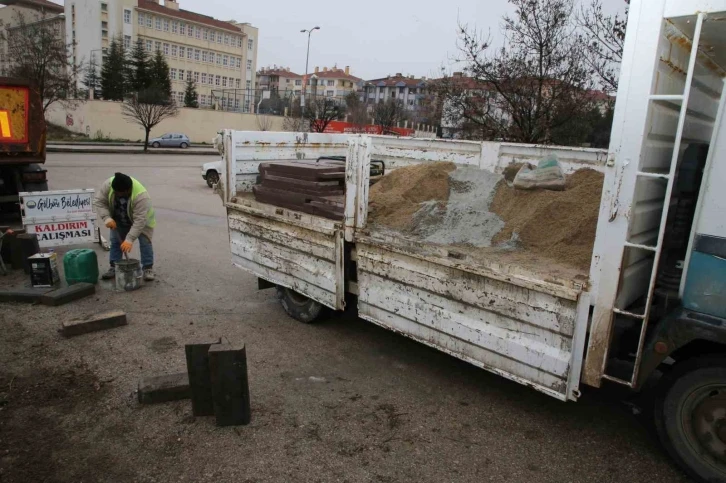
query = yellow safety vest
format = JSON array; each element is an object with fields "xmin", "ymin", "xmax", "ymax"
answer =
[{"xmin": 107, "ymin": 176, "xmax": 157, "ymax": 228}]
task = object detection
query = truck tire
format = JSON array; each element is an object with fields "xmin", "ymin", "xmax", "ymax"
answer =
[
  {"xmin": 655, "ymin": 355, "xmax": 726, "ymax": 482},
  {"xmin": 206, "ymin": 170, "xmax": 219, "ymax": 188},
  {"xmin": 276, "ymin": 286, "xmax": 323, "ymax": 323}
]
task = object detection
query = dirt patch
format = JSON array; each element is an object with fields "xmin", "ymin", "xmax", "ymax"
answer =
[
  {"xmin": 490, "ymin": 169, "xmax": 605, "ymax": 270},
  {"xmin": 502, "ymin": 162, "xmax": 525, "ymax": 183},
  {"xmin": 368, "ymin": 162, "xmax": 456, "ymax": 231}
]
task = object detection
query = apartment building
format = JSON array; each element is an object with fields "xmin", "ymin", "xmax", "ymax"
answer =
[
  {"xmin": 256, "ymin": 66, "xmax": 302, "ymax": 95},
  {"xmin": 362, "ymin": 74, "xmax": 428, "ymax": 111},
  {"xmin": 66, "ymin": 0, "xmax": 258, "ymax": 111},
  {"xmin": 0, "ymin": 0, "xmax": 64, "ymax": 76},
  {"xmin": 304, "ymin": 66, "xmax": 360, "ymax": 99}
]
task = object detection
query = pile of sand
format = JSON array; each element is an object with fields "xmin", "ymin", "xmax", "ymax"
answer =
[
  {"xmin": 367, "ymin": 162, "xmax": 604, "ymax": 271},
  {"xmin": 490, "ymin": 168, "xmax": 604, "ymax": 270},
  {"xmin": 367, "ymin": 162, "xmax": 456, "ymax": 231}
]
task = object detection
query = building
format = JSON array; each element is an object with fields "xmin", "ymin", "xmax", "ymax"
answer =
[
  {"xmin": 256, "ymin": 65, "xmax": 301, "ymax": 95},
  {"xmin": 362, "ymin": 73, "xmax": 428, "ymax": 111},
  {"xmin": 66, "ymin": 0, "xmax": 258, "ymax": 111},
  {"xmin": 304, "ymin": 66, "xmax": 360, "ymax": 100},
  {"xmin": 0, "ymin": 0, "xmax": 65, "ymax": 76}
]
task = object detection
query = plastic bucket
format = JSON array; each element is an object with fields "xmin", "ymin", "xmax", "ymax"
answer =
[{"xmin": 115, "ymin": 259, "xmax": 142, "ymax": 291}]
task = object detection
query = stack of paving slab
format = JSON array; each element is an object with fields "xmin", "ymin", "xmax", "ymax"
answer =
[{"xmin": 252, "ymin": 160, "xmax": 345, "ymax": 220}]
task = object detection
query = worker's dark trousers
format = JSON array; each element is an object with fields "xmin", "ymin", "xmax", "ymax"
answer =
[{"xmin": 109, "ymin": 226, "xmax": 154, "ymax": 269}]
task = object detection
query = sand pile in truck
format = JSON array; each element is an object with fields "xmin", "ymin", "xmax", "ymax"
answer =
[{"xmin": 367, "ymin": 162, "xmax": 605, "ymax": 270}]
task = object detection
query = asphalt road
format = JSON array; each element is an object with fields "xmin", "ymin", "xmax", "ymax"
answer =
[{"xmin": 0, "ymin": 153, "xmax": 691, "ymax": 483}]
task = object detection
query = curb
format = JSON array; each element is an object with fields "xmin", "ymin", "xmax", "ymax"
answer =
[
  {"xmin": 47, "ymin": 147, "xmax": 218, "ymax": 155},
  {"xmin": 48, "ymin": 141, "xmax": 210, "ymax": 148}
]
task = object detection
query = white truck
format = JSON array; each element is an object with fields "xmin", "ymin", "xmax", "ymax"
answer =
[{"xmin": 219, "ymin": 1, "xmax": 726, "ymax": 480}]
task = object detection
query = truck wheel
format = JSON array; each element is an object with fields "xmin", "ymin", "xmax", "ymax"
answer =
[
  {"xmin": 655, "ymin": 355, "xmax": 726, "ymax": 482},
  {"xmin": 276, "ymin": 286, "xmax": 323, "ymax": 323},
  {"xmin": 206, "ymin": 170, "xmax": 219, "ymax": 188}
]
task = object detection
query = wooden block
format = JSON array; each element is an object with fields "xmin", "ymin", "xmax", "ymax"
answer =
[
  {"xmin": 61, "ymin": 310, "xmax": 127, "ymax": 337},
  {"xmin": 208, "ymin": 343, "xmax": 251, "ymax": 426},
  {"xmin": 41, "ymin": 282, "xmax": 95, "ymax": 306},
  {"xmin": 185, "ymin": 339, "xmax": 221, "ymax": 417},
  {"xmin": 138, "ymin": 372, "xmax": 190, "ymax": 404},
  {"xmin": 0, "ymin": 287, "xmax": 54, "ymax": 303}
]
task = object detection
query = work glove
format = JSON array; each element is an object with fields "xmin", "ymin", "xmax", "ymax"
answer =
[
  {"xmin": 105, "ymin": 219, "xmax": 117, "ymax": 230},
  {"xmin": 120, "ymin": 240, "xmax": 133, "ymax": 253}
]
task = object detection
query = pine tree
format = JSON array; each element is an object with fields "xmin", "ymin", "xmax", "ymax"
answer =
[
  {"xmin": 82, "ymin": 56, "xmax": 101, "ymax": 96},
  {"xmin": 184, "ymin": 78, "xmax": 198, "ymax": 108},
  {"xmin": 128, "ymin": 38, "xmax": 150, "ymax": 92},
  {"xmin": 148, "ymin": 49, "xmax": 171, "ymax": 100},
  {"xmin": 100, "ymin": 37, "xmax": 127, "ymax": 100}
]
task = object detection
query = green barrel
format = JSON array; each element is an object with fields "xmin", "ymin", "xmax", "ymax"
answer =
[{"xmin": 63, "ymin": 249, "xmax": 99, "ymax": 285}]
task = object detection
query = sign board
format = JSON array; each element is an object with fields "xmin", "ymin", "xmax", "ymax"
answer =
[
  {"xmin": 20, "ymin": 189, "xmax": 95, "ymax": 224},
  {"xmin": 20, "ymin": 189, "xmax": 99, "ymax": 248},
  {"xmin": 25, "ymin": 218, "xmax": 98, "ymax": 247}
]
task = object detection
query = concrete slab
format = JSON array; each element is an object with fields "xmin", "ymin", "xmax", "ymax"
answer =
[
  {"xmin": 0, "ymin": 287, "xmax": 54, "ymax": 303},
  {"xmin": 60, "ymin": 310, "xmax": 127, "ymax": 337},
  {"xmin": 138, "ymin": 372, "xmax": 191, "ymax": 404},
  {"xmin": 41, "ymin": 283, "xmax": 96, "ymax": 306}
]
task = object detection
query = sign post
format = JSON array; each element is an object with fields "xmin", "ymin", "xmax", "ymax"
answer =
[{"xmin": 20, "ymin": 189, "xmax": 98, "ymax": 248}]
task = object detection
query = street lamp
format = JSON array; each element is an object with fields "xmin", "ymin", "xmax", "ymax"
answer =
[{"xmin": 300, "ymin": 26, "xmax": 320, "ymax": 109}]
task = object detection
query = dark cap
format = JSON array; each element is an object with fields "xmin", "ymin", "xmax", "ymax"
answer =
[{"xmin": 111, "ymin": 172, "xmax": 133, "ymax": 192}]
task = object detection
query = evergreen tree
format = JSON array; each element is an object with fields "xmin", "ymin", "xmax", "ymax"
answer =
[
  {"xmin": 128, "ymin": 38, "xmax": 150, "ymax": 92},
  {"xmin": 184, "ymin": 78, "xmax": 199, "ymax": 108},
  {"xmin": 100, "ymin": 37, "xmax": 127, "ymax": 100},
  {"xmin": 82, "ymin": 56, "xmax": 101, "ymax": 96},
  {"xmin": 148, "ymin": 49, "xmax": 171, "ymax": 100}
]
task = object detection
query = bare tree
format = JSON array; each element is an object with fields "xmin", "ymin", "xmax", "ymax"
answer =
[
  {"xmin": 373, "ymin": 99, "xmax": 406, "ymax": 133},
  {"xmin": 578, "ymin": 0, "xmax": 628, "ymax": 95},
  {"xmin": 429, "ymin": 74, "xmax": 500, "ymax": 139},
  {"xmin": 256, "ymin": 114, "xmax": 273, "ymax": 131},
  {"xmin": 344, "ymin": 92, "xmax": 369, "ymax": 132},
  {"xmin": 2, "ymin": 10, "xmax": 78, "ymax": 112},
  {"xmin": 121, "ymin": 89, "xmax": 179, "ymax": 152},
  {"xmin": 304, "ymin": 97, "xmax": 345, "ymax": 133},
  {"xmin": 456, "ymin": 0, "xmax": 597, "ymax": 144},
  {"xmin": 282, "ymin": 97, "xmax": 308, "ymax": 132}
]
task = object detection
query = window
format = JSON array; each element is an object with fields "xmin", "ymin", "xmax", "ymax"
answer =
[
  {"xmin": 163, "ymin": 19, "xmax": 169, "ymax": 32},
  {"xmin": 201, "ymin": 73, "xmax": 207, "ymax": 84},
  {"xmin": 146, "ymin": 40, "xmax": 153, "ymax": 51},
  {"xmin": 216, "ymin": 55, "xmax": 222, "ymax": 65},
  {"xmin": 179, "ymin": 22, "xmax": 185, "ymax": 35},
  {"xmin": 163, "ymin": 43, "xmax": 169, "ymax": 55},
  {"xmin": 209, "ymin": 52, "xmax": 215, "ymax": 64},
  {"xmin": 201, "ymin": 94, "xmax": 207, "ymax": 106},
  {"xmin": 217, "ymin": 32, "xmax": 222, "ymax": 43},
  {"xmin": 235, "ymin": 99, "xmax": 240, "ymax": 109},
  {"xmin": 101, "ymin": 2, "xmax": 107, "ymax": 11},
  {"xmin": 194, "ymin": 49, "xmax": 200, "ymax": 61},
  {"xmin": 236, "ymin": 37, "xmax": 242, "ymax": 47},
  {"xmin": 223, "ymin": 35, "xmax": 228, "ymax": 46},
  {"xmin": 123, "ymin": 35, "xmax": 131, "ymax": 50},
  {"xmin": 138, "ymin": 12, "xmax": 144, "ymax": 25},
  {"xmin": 195, "ymin": 27, "xmax": 201, "ymax": 39},
  {"xmin": 187, "ymin": 24, "xmax": 193, "ymax": 36},
  {"xmin": 178, "ymin": 69, "xmax": 184, "ymax": 80},
  {"xmin": 155, "ymin": 17, "xmax": 161, "ymax": 30},
  {"xmin": 326, "ymin": 90, "xmax": 334, "ymax": 97},
  {"xmin": 221, "ymin": 98, "xmax": 226, "ymax": 108},
  {"xmin": 177, "ymin": 92, "xmax": 184, "ymax": 104},
  {"xmin": 172, "ymin": 21, "xmax": 178, "ymax": 34},
  {"xmin": 179, "ymin": 46, "xmax": 185, "ymax": 58},
  {"xmin": 170, "ymin": 68, "xmax": 177, "ymax": 80},
  {"xmin": 295, "ymin": 80, "xmax": 302, "ymax": 86},
  {"xmin": 222, "ymin": 55, "xmax": 228, "ymax": 67},
  {"xmin": 248, "ymin": 39, "xmax": 253, "ymax": 50},
  {"xmin": 222, "ymin": 77, "xmax": 227, "ymax": 87},
  {"xmin": 194, "ymin": 71, "xmax": 199, "ymax": 83},
  {"xmin": 236, "ymin": 58, "xmax": 241, "ymax": 69},
  {"xmin": 215, "ymin": 75, "xmax": 220, "ymax": 86},
  {"xmin": 235, "ymin": 79, "xmax": 241, "ymax": 88},
  {"xmin": 124, "ymin": 9, "xmax": 131, "ymax": 24},
  {"xmin": 155, "ymin": 41, "xmax": 161, "ymax": 51},
  {"xmin": 246, "ymin": 80, "xmax": 251, "ymax": 90},
  {"xmin": 408, "ymin": 99, "xmax": 414, "ymax": 106},
  {"xmin": 398, "ymin": 86, "xmax": 404, "ymax": 93},
  {"xmin": 172, "ymin": 45, "xmax": 178, "ymax": 57},
  {"xmin": 202, "ymin": 51, "xmax": 208, "ymax": 63},
  {"xmin": 187, "ymin": 48, "xmax": 193, "ymax": 60},
  {"xmin": 246, "ymin": 59, "xmax": 252, "ymax": 70},
  {"xmin": 203, "ymin": 29, "xmax": 208, "ymax": 41},
  {"xmin": 146, "ymin": 15, "xmax": 152, "ymax": 28},
  {"xmin": 188, "ymin": 71, "xmax": 193, "ymax": 81},
  {"xmin": 102, "ymin": 20, "xmax": 108, "ymax": 29},
  {"xmin": 410, "ymin": 88, "xmax": 417, "ymax": 95},
  {"xmin": 327, "ymin": 80, "xmax": 334, "ymax": 86}
]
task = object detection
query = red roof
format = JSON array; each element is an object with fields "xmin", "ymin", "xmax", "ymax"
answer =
[
  {"xmin": 137, "ymin": 0, "xmax": 243, "ymax": 33},
  {"xmin": 311, "ymin": 68, "xmax": 361, "ymax": 82},
  {"xmin": 1, "ymin": 0, "xmax": 63, "ymax": 13},
  {"xmin": 365, "ymin": 74, "xmax": 426, "ymax": 88},
  {"xmin": 259, "ymin": 68, "xmax": 302, "ymax": 78}
]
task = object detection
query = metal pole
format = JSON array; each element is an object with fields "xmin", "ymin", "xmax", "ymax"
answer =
[{"xmin": 300, "ymin": 26, "xmax": 319, "ymax": 109}]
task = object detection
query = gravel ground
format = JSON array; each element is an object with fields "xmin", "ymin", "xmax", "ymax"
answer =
[{"xmin": 0, "ymin": 154, "xmax": 692, "ymax": 483}]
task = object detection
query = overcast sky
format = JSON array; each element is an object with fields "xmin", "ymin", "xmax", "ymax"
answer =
[{"xmin": 52, "ymin": 0, "xmax": 627, "ymax": 80}]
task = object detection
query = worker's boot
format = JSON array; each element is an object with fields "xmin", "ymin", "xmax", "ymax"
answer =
[
  {"xmin": 101, "ymin": 267, "xmax": 116, "ymax": 280},
  {"xmin": 143, "ymin": 268, "xmax": 155, "ymax": 282}
]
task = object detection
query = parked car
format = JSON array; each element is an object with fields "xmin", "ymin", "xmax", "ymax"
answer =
[
  {"xmin": 148, "ymin": 133, "xmax": 190, "ymax": 148},
  {"xmin": 202, "ymin": 159, "xmax": 222, "ymax": 188}
]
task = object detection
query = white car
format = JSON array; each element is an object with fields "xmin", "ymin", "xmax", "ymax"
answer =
[{"xmin": 202, "ymin": 160, "xmax": 222, "ymax": 188}]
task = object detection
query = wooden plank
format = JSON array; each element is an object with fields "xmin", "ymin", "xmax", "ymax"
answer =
[
  {"xmin": 185, "ymin": 339, "xmax": 221, "ymax": 417},
  {"xmin": 357, "ymin": 253, "xmax": 577, "ymax": 335},
  {"xmin": 227, "ymin": 201, "xmax": 340, "ymax": 235},
  {"xmin": 358, "ymin": 273, "xmax": 572, "ymax": 377},
  {"xmin": 208, "ymin": 343, "xmax": 252, "ymax": 426}
]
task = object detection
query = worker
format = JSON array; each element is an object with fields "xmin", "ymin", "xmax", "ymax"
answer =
[{"xmin": 94, "ymin": 172, "xmax": 156, "ymax": 281}]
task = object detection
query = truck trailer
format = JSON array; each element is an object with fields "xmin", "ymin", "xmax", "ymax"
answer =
[{"xmin": 219, "ymin": 1, "xmax": 726, "ymax": 480}]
